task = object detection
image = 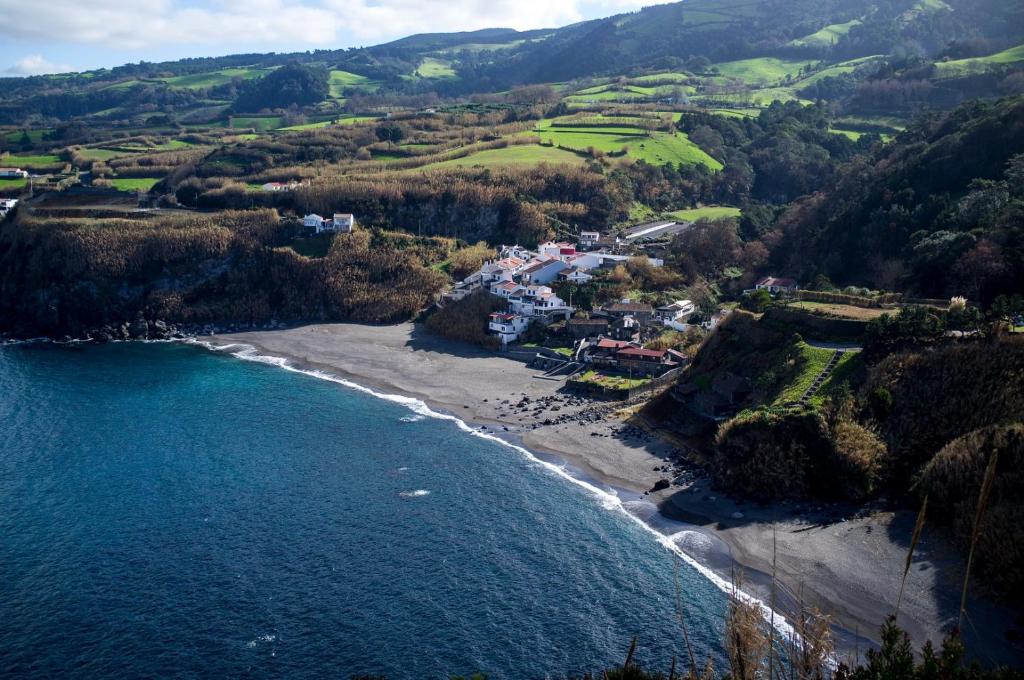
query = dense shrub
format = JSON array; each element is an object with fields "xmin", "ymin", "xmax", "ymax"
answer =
[
  {"xmin": 424, "ymin": 290, "xmax": 505, "ymax": 349},
  {"xmin": 919, "ymin": 424, "xmax": 1024, "ymax": 602}
]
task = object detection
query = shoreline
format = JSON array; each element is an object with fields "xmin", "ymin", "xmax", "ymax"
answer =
[
  {"xmin": 9, "ymin": 322, "xmax": 1017, "ymax": 663},
  {"xmin": 193, "ymin": 323, "xmax": 1022, "ymax": 665}
]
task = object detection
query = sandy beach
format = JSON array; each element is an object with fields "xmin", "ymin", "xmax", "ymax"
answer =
[{"xmin": 207, "ymin": 322, "xmax": 1022, "ymax": 665}]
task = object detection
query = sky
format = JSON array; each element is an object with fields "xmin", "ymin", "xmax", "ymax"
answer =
[{"xmin": 0, "ymin": 0, "xmax": 677, "ymax": 77}]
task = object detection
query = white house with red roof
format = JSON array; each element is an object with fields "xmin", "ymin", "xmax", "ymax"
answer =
[{"xmin": 755, "ymin": 276, "xmax": 799, "ymax": 295}]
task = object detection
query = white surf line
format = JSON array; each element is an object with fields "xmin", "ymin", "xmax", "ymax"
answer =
[{"xmin": 186, "ymin": 337, "xmax": 799, "ymax": 642}]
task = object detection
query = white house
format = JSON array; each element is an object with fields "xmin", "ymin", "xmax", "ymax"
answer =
[
  {"xmin": 509, "ymin": 286, "xmax": 573, "ymax": 319},
  {"xmin": 490, "ymin": 280, "xmax": 526, "ymax": 298},
  {"xmin": 329, "ymin": 213, "xmax": 355, "ymax": 233},
  {"xmin": 656, "ymin": 299, "xmax": 695, "ymax": 323},
  {"xmin": 488, "ymin": 312, "xmax": 531, "ymax": 345},
  {"xmin": 303, "ymin": 213, "xmax": 325, "ymax": 229},
  {"xmin": 578, "ymin": 231, "xmax": 600, "ymax": 249},
  {"xmin": 537, "ymin": 241, "xmax": 577, "ymax": 260},
  {"xmin": 755, "ymin": 276, "xmax": 799, "ymax": 295},
  {"xmin": 0, "ymin": 168, "xmax": 28, "ymax": 179},
  {"xmin": 520, "ymin": 257, "xmax": 568, "ymax": 285},
  {"xmin": 559, "ymin": 267, "xmax": 593, "ymax": 284}
]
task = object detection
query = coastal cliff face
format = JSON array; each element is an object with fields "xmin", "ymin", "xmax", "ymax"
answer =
[{"xmin": 0, "ymin": 209, "xmax": 447, "ymax": 339}]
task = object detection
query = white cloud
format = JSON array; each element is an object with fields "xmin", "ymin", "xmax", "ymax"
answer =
[
  {"xmin": 0, "ymin": 0, "xmax": 677, "ymax": 53},
  {"xmin": 4, "ymin": 54, "xmax": 76, "ymax": 76}
]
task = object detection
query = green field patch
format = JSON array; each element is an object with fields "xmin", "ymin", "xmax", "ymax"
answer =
[
  {"xmin": 426, "ymin": 145, "xmax": 586, "ymax": 169},
  {"xmin": 629, "ymin": 72, "xmax": 692, "ymax": 85},
  {"xmin": 537, "ymin": 125, "xmax": 721, "ymax": 169},
  {"xmin": 229, "ymin": 116, "xmax": 284, "ymax": 131},
  {"xmin": 713, "ymin": 57, "xmax": 817, "ymax": 85},
  {"xmin": 575, "ymin": 369, "xmax": 651, "ymax": 390},
  {"xmin": 109, "ymin": 177, "xmax": 159, "ymax": 192},
  {"xmin": 279, "ymin": 115, "xmax": 379, "ymax": 131},
  {"xmin": 934, "ymin": 44, "xmax": 1024, "ymax": 78},
  {"xmin": 415, "ymin": 57, "xmax": 457, "ymax": 79},
  {"xmin": 161, "ymin": 68, "xmax": 270, "ymax": 90},
  {"xmin": 328, "ymin": 70, "xmax": 380, "ymax": 97},
  {"xmin": 668, "ymin": 206, "xmax": 741, "ymax": 221},
  {"xmin": 773, "ymin": 342, "xmax": 856, "ymax": 407},
  {"xmin": 3, "ymin": 129, "xmax": 51, "ymax": 143},
  {"xmin": 0, "ymin": 177, "xmax": 28, "ymax": 189},
  {"xmin": 789, "ymin": 19, "xmax": 862, "ymax": 48},
  {"xmin": 5, "ymin": 154, "xmax": 63, "ymax": 168}
]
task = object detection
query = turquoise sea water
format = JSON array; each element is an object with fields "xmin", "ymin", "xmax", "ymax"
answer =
[{"xmin": 0, "ymin": 342, "xmax": 731, "ymax": 679}]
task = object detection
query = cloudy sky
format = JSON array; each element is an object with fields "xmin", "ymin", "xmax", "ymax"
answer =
[{"xmin": 0, "ymin": 0, "xmax": 676, "ymax": 76}]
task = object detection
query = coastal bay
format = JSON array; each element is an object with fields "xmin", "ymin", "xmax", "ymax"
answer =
[{"xmin": 208, "ymin": 322, "xmax": 1023, "ymax": 665}]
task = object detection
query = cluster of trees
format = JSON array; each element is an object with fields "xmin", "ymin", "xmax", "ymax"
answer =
[
  {"xmin": 233, "ymin": 63, "xmax": 329, "ymax": 113},
  {"xmin": 0, "ymin": 210, "xmax": 449, "ymax": 336},
  {"xmin": 769, "ymin": 97, "xmax": 1024, "ymax": 304}
]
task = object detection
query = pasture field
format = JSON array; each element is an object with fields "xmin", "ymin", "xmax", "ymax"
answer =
[
  {"xmin": 230, "ymin": 116, "xmax": 284, "ymax": 131},
  {"xmin": 0, "ymin": 178, "xmax": 28, "ymax": 188},
  {"xmin": 788, "ymin": 301, "xmax": 889, "ymax": 320},
  {"xmin": 934, "ymin": 44, "xmax": 1024, "ymax": 78},
  {"xmin": 328, "ymin": 70, "xmax": 380, "ymax": 97},
  {"xmin": 426, "ymin": 144, "xmax": 585, "ymax": 169},
  {"xmin": 279, "ymin": 115, "xmax": 380, "ymax": 131},
  {"xmin": 536, "ymin": 125, "xmax": 722, "ymax": 169},
  {"xmin": 109, "ymin": 178, "xmax": 159, "ymax": 192},
  {"xmin": 3, "ymin": 129, "xmax": 51, "ymax": 143},
  {"xmin": 161, "ymin": 68, "xmax": 270, "ymax": 89},
  {"xmin": 789, "ymin": 19, "xmax": 862, "ymax": 47},
  {"xmin": 415, "ymin": 57, "xmax": 457, "ymax": 79},
  {"xmin": 77, "ymin": 148, "xmax": 127, "ymax": 162},
  {"xmin": 668, "ymin": 206, "xmax": 741, "ymax": 221},
  {"xmin": 5, "ymin": 153, "xmax": 63, "ymax": 168},
  {"xmin": 712, "ymin": 57, "xmax": 816, "ymax": 85}
]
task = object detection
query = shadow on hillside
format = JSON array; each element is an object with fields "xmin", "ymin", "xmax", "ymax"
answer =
[{"xmin": 403, "ymin": 321, "xmax": 502, "ymax": 359}]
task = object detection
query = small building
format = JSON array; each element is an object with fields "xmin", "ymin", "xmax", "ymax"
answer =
[
  {"xmin": 558, "ymin": 267, "xmax": 592, "ymax": 284},
  {"xmin": 488, "ymin": 312, "xmax": 530, "ymax": 345},
  {"xmin": 0, "ymin": 168, "xmax": 29, "ymax": 179},
  {"xmin": 624, "ymin": 220, "xmax": 683, "ymax": 242},
  {"xmin": 490, "ymin": 280, "xmax": 525, "ymax": 299},
  {"xmin": 585, "ymin": 338, "xmax": 634, "ymax": 367},
  {"xmin": 303, "ymin": 213, "xmax": 325, "ymax": 229},
  {"xmin": 655, "ymin": 299, "xmax": 695, "ymax": 323},
  {"xmin": 330, "ymin": 213, "xmax": 355, "ymax": 233},
  {"xmin": 755, "ymin": 276, "xmax": 798, "ymax": 295},
  {"xmin": 578, "ymin": 231, "xmax": 601, "ymax": 249},
  {"xmin": 521, "ymin": 258, "xmax": 568, "ymax": 285},
  {"xmin": 603, "ymin": 301, "xmax": 655, "ymax": 324},
  {"xmin": 537, "ymin": 241, "xmax": 577, "ymax": 260},
  {"xmin": 614, "ymin": 347, "xmax": 671, "ymax": 374},
  {"xmin": 566, "ymin": 317, "xmax": 609, "ymax": 339},
  {"xmin": 609, "ymin": 315, "xmax": 640, "ymax": 341},
  {"xmin": 261, "ymin": 182, "xmax": 287, "ymax": 191}
]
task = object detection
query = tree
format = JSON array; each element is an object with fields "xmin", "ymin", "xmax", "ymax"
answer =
[
  {"xmin": 743, "ymin": 288, "xmax": 772, "ymax": 313},
  {"xmin": 375, "ymin": 123, "xmax": 405, "ymax": 149}
]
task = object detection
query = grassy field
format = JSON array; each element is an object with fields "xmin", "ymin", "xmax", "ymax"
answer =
[
  {"xmin": 109, "ymin": 177, "xmax": 159, "ymax": 192},
  {"xmin": 77, "ymin": 148, "xmax": 129, "ymax": 162},
  {"xmin": 536, "ymin": 124, "xmax": 722, "ymax": 169},
  {"xmin": 161, "ymin": 68, "xmax": 269, "ymax": 89},
  {"xmin": 279, "ymin": 115, "xmax": 379, "ymax": 131},
  {"xmin": 415, "ymin": 57, "xmax": 457, "ymax": 79},
  {"xmin": 774, "ymin": 343, "xmax": 855, "ymax": 406},
  {"xmin": 230, "ymin": 116, "xmax": 284, "ymax": 131},
  {"xmin": 668, "ymin": 206, "xmax": 741, "ymax": 221},
  {"xmin": 0, "ymin": 178, "xmax": 28, "ymax": 189},
  {"xmin": 934, "ymin": 44, "xmax": 1024, "ymax": 78},
  {"xmin": 713, "ymin": 57, "xmax": 816, "ymax": 85},
  {"xmin": 575, "ymin": 369, "xmax": 651, "ymax": 390},
  {"xmin": 3, "ymin": 129, "xmax": 51, "ymax": 143},
  {"xmin": 328, "ymin": 70, "xmax": 380, "ymax": 97},
  {"xmin": 787, "ymin": 301, "xmax": 889, "ymax": 320},
  {"xmin": 789, "ymin": 19, "xmax": 862, "ymax": 47},
  {"xmin": 427, "ymin": 145, "xmax": 586, "ymax": 169},
  {"xmin": 4, "ymin": 153, "xmax": 63, "ymax": 168}
]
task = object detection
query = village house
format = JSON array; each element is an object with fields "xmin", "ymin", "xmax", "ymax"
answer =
[
  {"xmin": 327, "ymin": 213, "xmax": 355, "ymax": 233},
  {"xmin": 490, "ymin": 280, "xmax": 525, "ymax": 298},
  {"xmin": 615, "ymin": 346, "xmax": 675, "ymax": 374},
  {"xmin": 578, "ymin": 231, "xmax": 601, "ymax": 250},
  {"xmin": 584, "ymin": 338, "xmax": 633, "ymax": 367},
  {"xmin": 755, "ymin": 276, "xmax": 799, "ymax": 295},
  {"xmin": 0, "ymin": 168, "xmax": 29, "ymax": 179},
  {"xmin": 303, "ymin": 213, "xmax": 325, "ymax": 229},
  {"xmin": 488, "ymin": 312, "xmax": 531, "ymax": 345},
  {"xmin": 609, "ymin": 315, "xmax": 641, "ymax": 341},
  {"xmin": 508, "ymin": 285, "xmax": 573, "ymax": 320},
  {"xmin": 558, "ymin": 267, "xmax": 593, "ymax": 284},
  {"xmin": 566, "ymin": 317, "xmax": 609, "ymax": 340},
  {"xmin": 520, "ymin": 257, "xmax": 568, "ymax": 285},
  {"xmin": 261, "ymin": 182, "xmax": 292, "ymax": 192},
  {"xmin": 655, "ymin": 299, "xmax": 695, "ymax": 323},
  {"xmin": 537, "ymin": 241, "xmax": 577, "ymax": 260},
  {"xmin": 602, "ymin": 300, "xmax": 655, "ymax": 324}
]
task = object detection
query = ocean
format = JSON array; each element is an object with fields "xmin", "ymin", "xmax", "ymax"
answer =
[{"xmin": 0, "ymin": 342, "xmax": 732, "ymax": 679}]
